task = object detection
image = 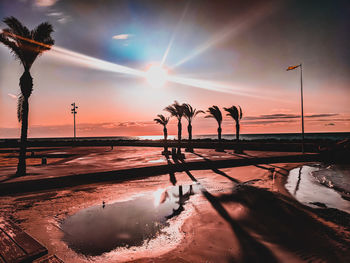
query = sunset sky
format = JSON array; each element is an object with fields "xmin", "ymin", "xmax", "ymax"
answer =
[{"xmin": 0, "ymin": 0, "xmax": 349, "ymax": 138}]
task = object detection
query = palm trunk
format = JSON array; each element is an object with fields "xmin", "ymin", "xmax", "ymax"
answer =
[
  {"xmin": 188, "ymin": 123, "xmax": 192, "ymax": 141},
  {"xmin": 218, "ymin": 126, "xmax": 222, "ymax": 141},
  {"xmin": 177, "ymin": 120, "xmax": 182, "ymax": 155},
  {"xmin": 163, "ymin": 126, "xmax": 168, "ymax": 142},
  {"xmin": 17, "ymin": 70, "xmax": 33, "ymax": 176},
  {"xmin": 177, "ymin": 120, "xmax": 182, "ymax": 141},
  {"xmin": 236, "ymin": 122, "xmax": 240, "ymax": 141},
  {"xmin": 163, "ymin": 126, "xmax": 168, "ymax": 153},
  {"xmin": 186, "ymin": 123, "xmax": 193, "ymax": 152},
  {"xmin": 17, "ymin": 97, "xmax": 28, "ymax": 176}
]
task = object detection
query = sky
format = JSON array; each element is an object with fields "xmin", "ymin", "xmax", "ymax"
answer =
[{"xmin": 0, "ymin": 0, "xmax": 349, "ymax": 138}]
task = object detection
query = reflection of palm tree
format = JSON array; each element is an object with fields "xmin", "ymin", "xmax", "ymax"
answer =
[
  {"xmin": 166, "ymin": 185, "xmax": 194, "ymax": 219},
  {"xmin": 206, "ymin": 106, "xmax": 223, "ymax": 141},
  {"xmin": 0, "ymin": 17, "xmax": 54, "ymax": 176},
  {"xmin": 224, "ymin": 106, "xmax": 243, "ymax": 141},
  {"xmin": 154, "ymin": 114, "xmax": 170, "ymax": 142},
  {"xmin": 164, "ymin": 101, "xmax": 185, "ymax": 142},
  {"xmin": 183, "ymin": 104, "xmax": 204, "ymax": 142}
]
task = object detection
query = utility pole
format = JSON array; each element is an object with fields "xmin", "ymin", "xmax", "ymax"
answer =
[
  {"xmin": 71, "ymin": 102, "xmax": 78, "ymax": 140},
  {"xmin": 300, "ymin": 64, "xmax": 305, "ymax": 154}
]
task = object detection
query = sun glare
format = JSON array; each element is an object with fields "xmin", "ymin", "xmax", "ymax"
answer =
[{"xmin": 146, "ymin": 64, "xmax": 168, "ymax": 88}]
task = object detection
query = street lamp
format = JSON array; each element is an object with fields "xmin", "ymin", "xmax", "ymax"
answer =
[{"xmin": 71, "ymin": 102, "xmax": 78, "ymax": 140}]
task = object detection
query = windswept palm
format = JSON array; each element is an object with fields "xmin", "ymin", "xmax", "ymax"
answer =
[
  {"xmin": 0, "ymin": 16, "xmax": 54, "ymax": 176},
  {"xmin": 164, "ymin": 101, "xmax": 185, "ymax": 142},
  {"xmin": 154, "ymin": 114, "xmax": 170, "ymax": 141},
  {"xmin": 224, "ymin": 105, "xmax": 243, "ymax": 141},
  {"xmin": 183, "ymin": 103, "xmax": 204, "ymax": 141},
  {"xmin": 206, "ymin": 106, "xmax": 223, "ymax": 141}
]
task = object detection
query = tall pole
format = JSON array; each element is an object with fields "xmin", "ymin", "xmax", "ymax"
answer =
[
  {"xmin": 71, "ymin": 102, "xmax": 78, "ymax": 140},
  {"xmin": 300, "ymin": 64, "xmax": 305, "ymax": 153}
]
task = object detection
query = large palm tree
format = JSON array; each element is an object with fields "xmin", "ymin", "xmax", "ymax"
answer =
[
  {"xmin": 206, "ymin": 106, "xmax": 223, "ymax": 141},
  {"xmin": 164, "ymin": 101, "xmax": 185, "ymax": 142},
  {"xmin": 183, "ymin": 103, "xmax": 204, "ymax": 142},
  {"xmin": 224, "ymin": 105, "xmax": 243, "ymax": 141},
  {"xmin": 154, "ymin": 114, "xmax": 170, "ymax": 141},
  {"xmin": 0, "ymin": 17, "xmax": 54, "ymax": 176}
]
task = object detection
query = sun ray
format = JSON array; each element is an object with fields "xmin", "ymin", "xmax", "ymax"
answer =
[
  {"xmin": 160, "ymin": 1, "xmax": 190, "ymax": 67},
  {"xmin": 171, "ymin": 2, "xmax": 278, "ymax": 69},
  {"xmin": 167, "ymin": 75, "xmax": 292, "ymax": 103},
  {"xmin": 49, "ymin": 46, "xmax": 145, "ymax": 77},
  {"xmin": 1, "ymin": 26, "xmax": 289, "ymax": 103}
]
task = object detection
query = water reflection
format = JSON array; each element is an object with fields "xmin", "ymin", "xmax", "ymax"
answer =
[
  {"xmin": 61, "ymin": 184, "xmax": 198, "ymax": 256},
  {"xmin": 286, "ymin": 165, "xmax": 350, "ymax": 213}
]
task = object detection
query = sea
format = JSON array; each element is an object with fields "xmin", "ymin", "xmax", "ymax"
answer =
[{"xmin": 35, "ymin": 132, "xmax": 350, "ymax": 141}]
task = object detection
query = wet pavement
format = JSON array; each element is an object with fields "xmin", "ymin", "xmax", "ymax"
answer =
[
  {"xmin": 285, "ymin": 165, "xmax": 350, "ymax": 213},
  {"xmin": 1, "ymin": 147, "xmax": 348, "ymax": 262},
  {"xmin": 61, "ymin": 184, "xmax": 199, "ymax": 256},
  {"xmin": 0, "ymin": 150, "xmax": 276, "ymax": 262}
]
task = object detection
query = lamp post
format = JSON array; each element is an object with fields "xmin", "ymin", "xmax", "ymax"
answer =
[
  {"xmin": 287, "ymin": 63, "xmax": 304, "ymax": 153},
  {"xmin": 71, "ymin": 102, "xmax": 78, "ymax": 140}
]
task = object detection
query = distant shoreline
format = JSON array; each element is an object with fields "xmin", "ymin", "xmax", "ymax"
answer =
[
  {"xmin": 0, "ymin": 137, "xmax": 346, "ymax": 153},
  {"xmin": 1, "ymin": 131, "xmax": 349, "ymax": 141}
]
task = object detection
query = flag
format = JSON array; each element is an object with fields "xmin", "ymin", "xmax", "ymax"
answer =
[{"xmin": 287, "ymin": 65, "xmax": 301, "ymax": 71}]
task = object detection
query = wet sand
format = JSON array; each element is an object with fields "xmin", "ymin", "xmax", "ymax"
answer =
[{"xmin": 0, "ymin": 147, "xmax": 349, "ymax": 262}]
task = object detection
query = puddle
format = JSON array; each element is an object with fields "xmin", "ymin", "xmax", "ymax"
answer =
[
  {"xmin": 61, "ymin": 184, "xmax": 199, "ymax": 256},
  {"xmin": 147, "ymin": 158, "xmax": 165, "ymax": 163},
  {"xmin": 285, "ymin": 165, "xmax": 350, "ymax": 213}
]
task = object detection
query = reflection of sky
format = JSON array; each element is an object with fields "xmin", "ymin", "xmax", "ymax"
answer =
[{"xmin": 0, "ymin": 0, "xmax": 349, "ymax": 137}]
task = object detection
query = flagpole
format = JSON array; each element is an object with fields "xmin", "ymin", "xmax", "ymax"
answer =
[{"xmin": 300, "ymin": 64, "xmax": 305, "ymax": 153}]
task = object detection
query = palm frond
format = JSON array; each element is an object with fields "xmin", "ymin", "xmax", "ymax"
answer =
[
  {"xmin": 164, "ymin": 101, "xmax": 185, "ymax": 120},
  {"xmin": 0, "ymin": 17, "xmax": 54, "ymax": 70},
  {"xmin": 0, "ymin": 32, "xmax": 23, "ymax": 62},
  {"xmin": 3, "ymin": 16, "xmax": 30, "ymax": 38},
  {"xmin": 183, "ymin": 103, "xmax": 204, "ymax": 122},
  {"xmin": 154, "ymin": 114, "xmax": 169, "ymax": 126},
  {"xmin": 239, "ymin": 105, "xmax": 243, "ymax": 119},
  {"xmin": 32, "ymin": 22, "xmax": 54, "ymax": 43},
  {"xmin": 206, "ymin": 105, "xmax": 222, "ymax": 125},
  {"xmin": 17, "ymin": 94, "xmax": 24, "ymax": 122},
  {"xmin": 224, "ymin": 105, "xmax": 243, "ymax": 122}
]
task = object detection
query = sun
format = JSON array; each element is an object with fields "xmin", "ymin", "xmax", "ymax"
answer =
[{"xmin": 146, "ymin": 64, "xmax": 168, "ymax": 88}]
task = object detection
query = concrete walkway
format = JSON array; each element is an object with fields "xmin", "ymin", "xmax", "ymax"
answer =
[{"xmin": 0, "ymin": 147, "xmax": 320, "ymax": 195}]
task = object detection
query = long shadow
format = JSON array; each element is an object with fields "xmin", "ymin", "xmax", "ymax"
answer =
[
  {"xmin": 175, "ymin": 157, "xmax": 278, "ymax": 262},
  {"xmin": 0, "ymin": 174, "xmax": 19, "ymax": 183},
  {"xmin": 225, "ymin": 151, "xmax": 285, "ymax": 176},
  {"xmin": 216, "ymin": 185, "xmax": 348, "ymax": 262},
  {"xmin": 228, "ymin": 151, "xmax": 289, "ymax": 172},
  {"xmin": 165, "ymin": 154, "xmax": 177, "ymax": 185},
  {"xmin": 191, "ymin": 152, "xmax": 240, "ymax": 183}
]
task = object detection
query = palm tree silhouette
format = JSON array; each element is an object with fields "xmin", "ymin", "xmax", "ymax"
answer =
[
  {"xmin": 0, "ymin": 17, "xmax": 54, "ymax": 176},
  {"xmin": 206, "ymin": 106, "xmax": 223, "ymax": 141},
  {"xmin": 224, "ymin": 105, "xmax": 243, "ymax": 141},
  {"xmin": 164, "ymin": 101, "xmax": 185, "ymax": 142},
  {"xmin": 183, "ymin": 103, "xmax": 204, "ymax": 142},
  {"xmin": 154, "ymin": 114, "xmax": 170, "ymax": 141}
]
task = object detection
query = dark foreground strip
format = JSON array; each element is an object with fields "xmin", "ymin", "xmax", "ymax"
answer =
[
  {"xmin": 0, "ymin": 218, "xmax": 47, "ymax": 263},
  {"xmin": 0, "ymin": 154, "xmax": 321, "ymax": 196}
]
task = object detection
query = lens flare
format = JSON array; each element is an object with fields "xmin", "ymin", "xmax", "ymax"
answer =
[
  {"xmin": 1, "ymin": 28, "xmax": 286, "ymax": 102},
  {"xmin": 146, "ymin": 64, "xmax": 168, "ymax": 88}
]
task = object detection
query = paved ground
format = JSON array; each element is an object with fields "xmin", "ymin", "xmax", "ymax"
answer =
[
  {"xmin": 0, "ymin": 146, "xmax": 304, "ymax": 184},
  {"xmin": 1, "ymin": 147, "xmax": 348, "ymax": 263}
]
